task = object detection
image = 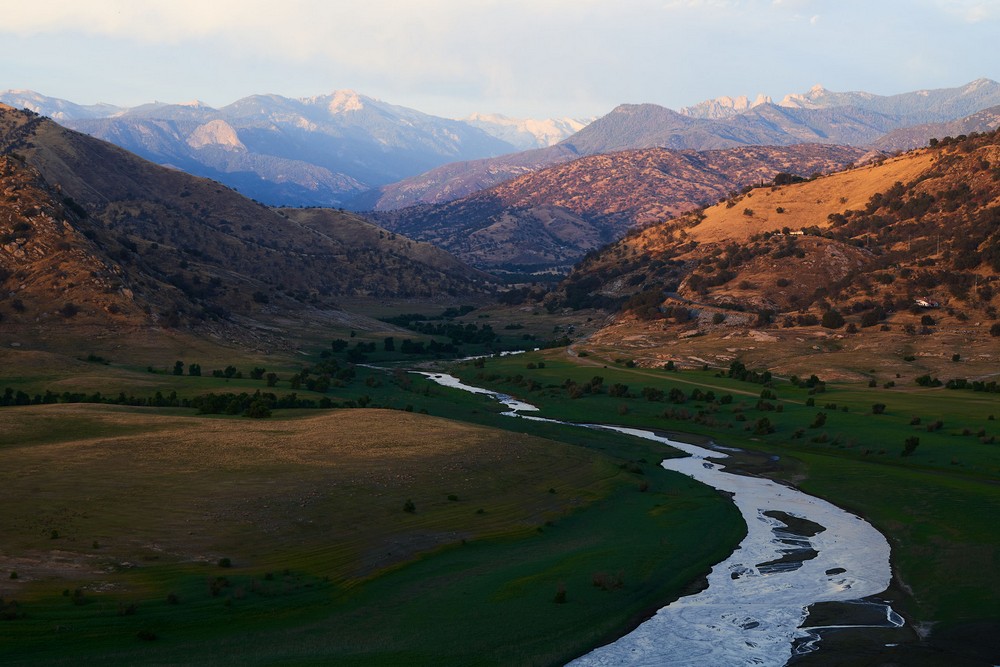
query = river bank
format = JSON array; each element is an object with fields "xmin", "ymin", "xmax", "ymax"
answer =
[{"xmin": 421, "ymin": 372, "xmax": 905, "ymax": 666}]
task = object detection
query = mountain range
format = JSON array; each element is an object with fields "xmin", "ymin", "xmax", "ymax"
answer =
[
  {"xmin": 364, "ymin": 79, "xmax": 1000, "ymax": 211},
  {"xmin": 4, "ymin": 79, "xmax": 999, "ymax": 214},
  {"xmin": 0, "ymin": 89, "xmax": 589, "ymax": 209}
]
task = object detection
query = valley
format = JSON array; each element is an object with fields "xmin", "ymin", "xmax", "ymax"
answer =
[{"xmin": 1, "ymin": 73, "xmax": 998, "ymax": 666}]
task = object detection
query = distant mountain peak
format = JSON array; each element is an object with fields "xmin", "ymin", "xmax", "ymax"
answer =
[
  {"xmin": 680, "ymin": 93, "xmax": 772, "ymax": 119},
  {"xmin": 462, "ymin": 112, "xmax": 592, "ymax": 149},
  {"xmin": 326, "ymin": 89, "xmax": 366, "ymax": 114}
]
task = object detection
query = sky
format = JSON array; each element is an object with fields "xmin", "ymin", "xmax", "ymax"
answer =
[{"xmin": 1, "ymin": 0, "xmax": 998, "ymax": 120}]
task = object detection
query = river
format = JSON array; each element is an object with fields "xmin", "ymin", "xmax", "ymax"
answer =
[{"xmin": 419, "ymin": 371, "xmax": 903, "ymax": 666}]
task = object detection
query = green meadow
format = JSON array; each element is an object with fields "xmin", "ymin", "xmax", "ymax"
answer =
[{"xmin": 0, "ymin": 337, "xmax": 997, "ymax": 664}]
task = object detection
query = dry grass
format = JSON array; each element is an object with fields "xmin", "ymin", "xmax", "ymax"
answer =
[
  {"xmin": 0, "ymin": 406, "xmax": 614, "ymax": 588},
  {"xmin": 691, "ymin": 151, "xmax": 937, "ymax": 243}
]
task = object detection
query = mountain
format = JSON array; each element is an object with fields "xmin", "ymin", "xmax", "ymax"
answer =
[
  {"xmin": 354, "ymin": 144, "xmax": 583, "ymax": 211},
  {"xmin": 462, "ymin": 113, "xmax": 592, "ymax": 150},
  {"xmin": 0, "ymin": 104, "xmax": 493, "ymax": 344},
  {"xmin": 776, "ymin": 78, "xmax": 1000, "ymax": 122},
  {"xmin": 679, "ymin": 93, "xmax": 772, "ymax": 119},
  {"xmin": 544, "ymin": 129, "xmax": 1000, "ymax": 359},
  {"xmin": 366, "ymin": 79, "xmax": 1000, "ymax": 211},
  {"xmin": 0, "ymin": 89, "xmax": 124, "ymax": 120},
  {"xmin": 371, "ymin": 143, "xmax": 868, "ymax": 272},
  {"xmin": 873, "ymin": 105, "xmax": 1000, "ymax": 152},
  {"xmin": 1, "ymin": 89, "xmax": 518, "ymax": 208}
]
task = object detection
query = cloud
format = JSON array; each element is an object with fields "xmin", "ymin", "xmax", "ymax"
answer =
[{"xmin": 922, "ymin": 0, "xmax": 1000, "ymax": 23}]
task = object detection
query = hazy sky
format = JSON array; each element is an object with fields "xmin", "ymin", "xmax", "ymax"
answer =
[{"xmin": 1, "ymin": 0, "xmax": 998, "ymax": 119}]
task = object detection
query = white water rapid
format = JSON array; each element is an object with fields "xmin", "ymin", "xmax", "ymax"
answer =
[{"xmin": 419, "ymin": 372, "xmax": 902, "ymax": 666}]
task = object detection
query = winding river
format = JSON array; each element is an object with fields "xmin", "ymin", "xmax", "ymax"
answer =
[{"xmin": 419, "ymin": 371, "xmax": 903, "ymax": 666}]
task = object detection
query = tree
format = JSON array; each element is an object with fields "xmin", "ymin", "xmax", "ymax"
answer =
[
  {"xmin": 821, "ymin": 309, "xmax": 845, "ymax": 329},
  {"xmin": 244, "ymin": 401, "xmax": 271, "ymax": 419},
  {"xmin": 383, "ymin": 337, "xmax": 395, "ymax": 352},
  {"xmin": 188, "ymin": 363, "xmax": 201, "ymax": 376},
  {"xmin": 902, "ymin": 436, "xmax": 919, "ymax": 456},
  {"xmin": 172, "ymin": 360, "xmax": 184, "ymax": 376}
]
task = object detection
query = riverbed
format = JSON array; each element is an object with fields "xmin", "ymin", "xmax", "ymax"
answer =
[{"xmin": 419, "ymin": 372, "xmax": 902, "ymax": 666}]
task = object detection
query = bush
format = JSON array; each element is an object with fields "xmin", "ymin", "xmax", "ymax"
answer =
[
  {"xmin": 821, "ymin": 309, "xmax": 845, "ymax": 329},
  {"xmin": 902, "ymin": 437, "xmax": 919, "ymax": 456},
  {"xmin": 403, "ymin": 499, "xmax": 416, "ymax": 513},
  {"xmin": 872, "ymin": 403, "xmax": 886, "ymax": 415}
]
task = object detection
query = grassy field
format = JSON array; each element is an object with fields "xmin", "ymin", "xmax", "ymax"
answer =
[{"xmin": 0, "ymin": 402, "xmax": 742, "ymax": 665}]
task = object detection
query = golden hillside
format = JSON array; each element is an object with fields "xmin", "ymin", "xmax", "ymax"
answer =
[{"xmin": 547, "ymin": 130, "xmax": 1000, "ymax": 378}]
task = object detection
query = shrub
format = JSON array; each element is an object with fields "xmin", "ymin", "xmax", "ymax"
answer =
[
  {"xmin": 553, "ymin": 583, "xmax": 567, "ymax": 604},
  {"xmin": 821, "ymin": 309, "xmax": 845, "ymax": 329},
  {"xmin": 218, "ymin": 558, "xmax": 232, "ymax": 568},
  {"xmin": 872, "ymin": 403, "xmax": 886, "ymax": 415},
  {"xmin": 902, "ymin": 437, "xmax": 920, "ymax": 456},
  {"xmin": 403, "ymin": 499, "xmax": 416, "ymax": 513}
]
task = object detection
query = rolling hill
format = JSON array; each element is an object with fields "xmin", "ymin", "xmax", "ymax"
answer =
[
  {"xmin": 542, "ymin": 129, "xmax": 1000, "ymax": 376},
  {"xmin": 0, "ymin": 104, "xmax": 493, "ymax": 348},
  {"xmin": 371, "ymin": 144, "xmax": 869, "ymax": 272}
]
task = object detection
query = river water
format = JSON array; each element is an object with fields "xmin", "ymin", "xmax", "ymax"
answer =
[{"xmin": 419, "ymin": 372, "xmax": 902, "ymax": 666}]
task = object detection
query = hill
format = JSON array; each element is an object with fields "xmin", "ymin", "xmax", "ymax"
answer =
[
  {"xmin": 0, "ymin": 105, "xmax": 493, "ymax": 349},
  {"xmin": 543, "ymin": 130, "xmax": 1000, "ymax": 378},
  {"xmin": 371, "ymin": 144, "xmax": 868, "ymax": 273}
]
